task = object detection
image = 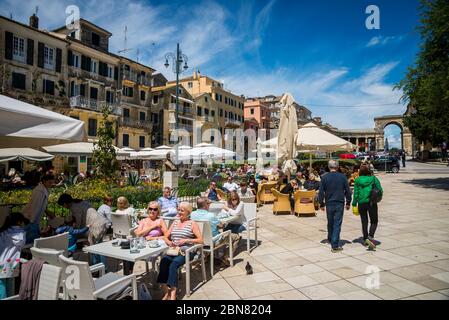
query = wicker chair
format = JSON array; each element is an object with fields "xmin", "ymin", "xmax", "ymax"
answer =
[
  {"xmin": 257, "ymin": 182, "xmax": 277, "ymax": 204},
  {"xmin": 293, "ymin": 190, "xmax": 317, "ymax": 217},
  {"xmin": 271, "ymin": 189, "xmax": 292, "ymax": 215}
]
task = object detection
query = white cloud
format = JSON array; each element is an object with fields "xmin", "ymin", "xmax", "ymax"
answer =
[
  {"xmin": 220, "ymin": 62, "xmax": 405, "ymax": 129},
  {"xmin": 366, "ymin": 35, "xmax": 405, "ymax": 47}
]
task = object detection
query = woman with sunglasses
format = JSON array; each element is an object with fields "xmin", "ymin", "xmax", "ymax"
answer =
[{"xmin": 134, "ymin": 201, "xmax": 168, "ymax": 240}]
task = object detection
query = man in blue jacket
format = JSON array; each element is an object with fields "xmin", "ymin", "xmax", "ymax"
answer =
[{"xmin": 318, "ymin": 160, "xmax": 352, "ymax": 253}]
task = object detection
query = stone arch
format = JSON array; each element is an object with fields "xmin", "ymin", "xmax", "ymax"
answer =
[{"xmin": 374, "ymin": 115, "xmax": 413, "ymax": 155}]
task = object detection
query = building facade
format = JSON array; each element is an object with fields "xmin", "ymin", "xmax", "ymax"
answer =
[
  {"xmin": 168, "ymin": 71, "xmax": 245, "ymax": 146},
  {"xmin": 244, "ymin": 98, "xmax": 271, "ymax": 138},
  {"xmin": 0, "ymin": 15, "xmax": 155, "ymax": 173}
]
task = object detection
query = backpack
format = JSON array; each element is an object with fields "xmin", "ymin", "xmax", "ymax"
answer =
[{"xmin": 370, "ymin": 177, "xmax": 382, "ymax": 205}]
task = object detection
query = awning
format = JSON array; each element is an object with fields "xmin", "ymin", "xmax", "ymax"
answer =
[
  {"xmin": 0, "ymin": 94, "xmax": 86, "ymax": 148},
  {"xmin": 0, "ymin": 148, "xmax": 55, "ymax": 162}
]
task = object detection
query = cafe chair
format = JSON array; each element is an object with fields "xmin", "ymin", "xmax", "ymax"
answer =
[
  {"xmin": 59, "ymin": 255, "xmax": 137, "ymax": 300},
  {"xmin": 271, "ymin": 189, "xmax": 292, "ymax": 215},
  {"xmin": 293, "ymin": 190, "xmax": 317, "ymax": 217}
]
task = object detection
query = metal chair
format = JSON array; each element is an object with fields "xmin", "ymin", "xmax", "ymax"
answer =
[
  {"xmin": 111, "ymin": 213, "xmax": 135, "ymax": 238},
  {"xmin": 3, "ymin": 264, "xmax": 62, "ymax": 300},
  {"xmin": 34, "ymin": 232, "xmax": 69, "ymax": 257},
  {"xmin": 195, "ymin": 221, "xmax": 233, "ymax": 277},
  {"xmin": 243, "ymin": 203, "xmax": 259, "ymax": 253}
]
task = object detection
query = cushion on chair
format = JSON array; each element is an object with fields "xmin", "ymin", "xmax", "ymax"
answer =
[
  {"xmin": 300, "ymin": 198, "xmax": 313, "ymax": 204},
  {"xmin": 93, "ymin": 272, "xmax": 132, "ymax": 300}
]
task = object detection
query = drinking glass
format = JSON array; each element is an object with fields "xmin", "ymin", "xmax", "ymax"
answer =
[
  {"xmin": 139, "ymin": 237, "xmax": 146, "ymax": 249},
  {"xmin": 130, "ymin": 238, "xmax": 140, "ymax": 254}
]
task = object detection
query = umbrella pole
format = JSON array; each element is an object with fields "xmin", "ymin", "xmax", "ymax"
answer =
[{"xmin": 309, "ymin": 153, "xmax": 312, "ymax": 172}]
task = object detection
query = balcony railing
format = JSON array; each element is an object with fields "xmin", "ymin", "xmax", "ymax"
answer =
[
  {"xmin": 169, "ymin": 123, "xmax": 193, "ymax": 132},
  {"xmin": 199, "ymin": 115, "xmax": 215, "ymax": 123},
  {"xmin": 169, "ymin": 103, "xmax": 194, "ymax": 115},
  {"xmin": 70, "ymin": 95, "xmax": 122, "ymax": 115},
  {"xmin": 122, "ymin": 71, "xmax": 151, "ymax": 86},
  {"xmin": 119, "ymin": 117, "xmax": 152, "ymax": 130},
  {"xmin": 225, "ymin": 119, "xmax": 242, "ymax": 127}
]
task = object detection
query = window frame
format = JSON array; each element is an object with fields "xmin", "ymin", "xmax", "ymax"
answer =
[
  {"xmin": 12, "ymin": 35, "xmax": 26, "ymax": 63},
  {"xmin": 44, "ymin": 45, "xmax": 55, "ymax": 70}
]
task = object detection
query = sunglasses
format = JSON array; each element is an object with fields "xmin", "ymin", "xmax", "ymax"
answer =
[{"xmin": 148, "ymin": 207, "xmax": 159, "ymax": 212}]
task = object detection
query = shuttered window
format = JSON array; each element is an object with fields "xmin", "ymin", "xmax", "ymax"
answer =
[
  {"xmin": 12, "ymin": 72, "xmax": 26, "ymax": 90},
  {"xmin": 123, "ymin": 134, "xmax": 129, "ymax": 147},
  {"xmin": 43, "ymin": 79, "xmax": 55, "ymax": 95},
  {"xmin": 139, "ymin": 136, "xmax": 145, "ymax": 148},
  {"xmin": 88, "ymin": 119, "xmax": 97, "ymax": 137}
]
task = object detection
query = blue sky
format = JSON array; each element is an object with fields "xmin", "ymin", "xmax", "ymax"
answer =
[{"xmin": 0, "ymin": 0, "xmax": 421, "ymax": 133}]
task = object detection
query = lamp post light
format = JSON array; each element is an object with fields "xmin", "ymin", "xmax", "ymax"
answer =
[
  {"xmin": 164, "ymin": 43, "xmax": 189, "ymax": 162},
  {"xmin": 164, "ymin": 43, "xmax": 189, "ymax": 132}
]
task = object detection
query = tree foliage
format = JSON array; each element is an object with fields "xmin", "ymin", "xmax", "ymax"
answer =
[
  {"xmin": 396, "ymin": 0, "xmax": 449, "ymax": 145},
  {"xmin": 92, "ymin": 106, "xmax": 117, "ymax": 178}
]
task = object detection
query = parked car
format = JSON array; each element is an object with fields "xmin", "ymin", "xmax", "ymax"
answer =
[
  {"xmin": 372, "ymin": 156, "xmax": 400, "ymax": 173},
  {"xmin": 339, "ymin": 153, "xmax": 356, "ymax": 159}
]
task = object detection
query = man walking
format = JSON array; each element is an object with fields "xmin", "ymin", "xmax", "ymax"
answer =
[{"xmin": 318, "ymin": 160, "xmax": 352, "ymax": 253}]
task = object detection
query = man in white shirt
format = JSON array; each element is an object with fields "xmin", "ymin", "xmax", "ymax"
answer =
[
  {"xmin": 237, "ymin": 182, "xmax": 254, "ymax": 197},
  {"xmin": 223, "ymin": 176, "xmax": 239, "ymax": 193}
]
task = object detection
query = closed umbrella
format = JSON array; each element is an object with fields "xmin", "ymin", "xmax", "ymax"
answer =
[{"xmin": 277, "ymin": 93, "xmax": 298, "ymax": 180}]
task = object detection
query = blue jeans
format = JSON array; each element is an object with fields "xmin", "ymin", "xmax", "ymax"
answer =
[
  {"xmin": 157, "ymin": 253, "xmax": 194, "ymax": 288},
  {"xmin": 0, "ymin": 278, "xmax": 15, "ymax": 299},
  {"xmin": 25, "ymin": 223, "xmax": 40, "ymax": 244},
  {"xmin": 224, "ymin": 224, "xmax": 246, "ymax": 234},
  {"xmin": 326, "ymin": 203, "xmax": 344, "ymax": 249}
]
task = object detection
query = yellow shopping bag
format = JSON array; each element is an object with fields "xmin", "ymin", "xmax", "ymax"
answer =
[{"xmin": 352, "ymin": 206, "xmax": 359, "ymax": 216}]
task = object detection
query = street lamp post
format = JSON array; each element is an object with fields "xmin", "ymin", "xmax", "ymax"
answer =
[{"xmin": 164, "ymin": 43, "xmax": 189, "ymax": 142}]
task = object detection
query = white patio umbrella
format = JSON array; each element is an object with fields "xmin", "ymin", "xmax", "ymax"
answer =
[
  {"xmin": 0, "ymin": 94, "xmax": 86, "ymax": 148},
  {"xmin": 296, "ymin": 122, "xmax": 354, "ymax": 152},
  {"xmin": 0, "ymin": 148, "xmax": 54, "ymax": 162},
  {"xmin": 120, "ymin": 147, "xmax": 135, "ymax": 153},
  {"xmin": 143, "ymin": 145, "xmax": 174, "ymax": 160},
  {"xmin": 296, "ymin": 122, "xmax": 355, "ymax": 169},
  {"xmin": 189, "ymin": 143, "xmax": 235, "ymax": 160},
  {"xmin": 43, "ymin": 142, "xmax": 129, "ymax": 157}
]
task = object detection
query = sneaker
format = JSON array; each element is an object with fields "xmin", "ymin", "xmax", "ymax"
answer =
[
  {"xmin": 331, "ymin": 247, "xmax": 343, "ymax": 253},
  {"xmin": 365, "ymin": 238, "xmax": 376, "ymax": 250}
]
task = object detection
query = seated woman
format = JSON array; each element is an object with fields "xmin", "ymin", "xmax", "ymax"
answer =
[
  {"xmin": 248, "ymin": 176, "xmax": 258, "ymax": 196},
  {"xmin": 157, "ymin": 202, "xmax": 203, "ymax": 301},
  {"xmin": 134, "ymin": 201, "xmax": 168, "ymax": 240},
  {"xmin": 115, "ymin": 196, "xmax": 137, "ymax": 228},
  {"xmin": 222, "ymin": 191, "xmax": 245, "ymax": 234}
]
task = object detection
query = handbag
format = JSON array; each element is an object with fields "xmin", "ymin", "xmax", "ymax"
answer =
[
  {"xmin": 352, "ymin": 206, "xmax": 359, "ymax": 216},
  {"xmin": 166, "ymin": 246, "xmax": 181, "ymax": 256}
]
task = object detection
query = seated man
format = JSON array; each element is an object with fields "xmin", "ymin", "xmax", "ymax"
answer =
[
  {"xmin": 205, "ymin": 182, "xmax": 222, "ymax": 201},
  {"xmin": 158, "ymin": 186, "xmax": 179, "ymax": 217},
  {"xmin": 237, "ymin": 182, "xmax": 254, "ymax": 198},
  {"xmin": 303, "ymin": 173, "xmax": 320, "ymax": 191},
  {"xmin": 223, "ymin": 176, "xmax": 239, "ymax": 193},
  {"xmin": 191, "ymin": 197, "xmax": 222, "ymax": 241}
]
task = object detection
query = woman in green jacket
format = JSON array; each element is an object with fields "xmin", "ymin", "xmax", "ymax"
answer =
[{"xmin": 352, "ymin": 165, "xmax": 383, "ymax": 249}]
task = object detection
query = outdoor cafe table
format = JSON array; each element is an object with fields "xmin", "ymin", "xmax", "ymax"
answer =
[{"xmin": 83, "ymin": 240, "xmax": 168, "ymax": 275}]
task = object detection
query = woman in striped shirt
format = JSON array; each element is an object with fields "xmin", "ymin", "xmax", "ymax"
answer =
[{"xmin": 157, "ymin": 202, "xmax": 203, "ymax": 300}]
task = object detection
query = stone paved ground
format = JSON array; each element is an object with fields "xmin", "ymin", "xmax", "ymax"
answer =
[{"xmin": 132, "ymin": 161, "xmax": 449, "ymax": 300}]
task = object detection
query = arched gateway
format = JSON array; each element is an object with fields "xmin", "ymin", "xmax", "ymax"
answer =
[{"xmin": 336, "ymin": 115, "xmax": 415, "ymax": 156}]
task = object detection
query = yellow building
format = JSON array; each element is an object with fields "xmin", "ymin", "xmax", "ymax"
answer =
[
  {"xmin": 0, "ymin": 14, "xmax": 155, "ymax": 174},
  {"xmin": 167, "ymin": 71, "xmax": 245, "ymax": 145}
]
